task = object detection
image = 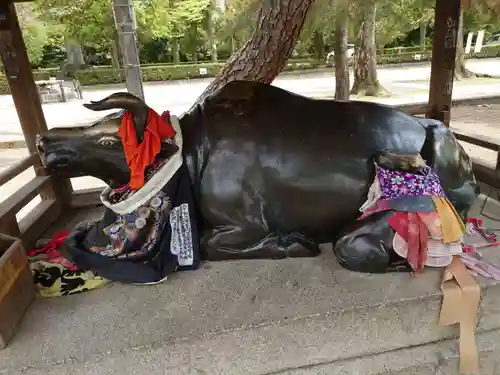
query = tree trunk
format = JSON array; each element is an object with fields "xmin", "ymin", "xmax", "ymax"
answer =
[
  {"xmin": 312, "ymin": 30, "xmax": 325, "ymax": 60},
  {"xmin": 334, "ymin": 0, "xmax": 350, "ymax": 100},
  {"xmin": 111, "ymin": 36, "xmax": 121, "ymax": 68},
  {"xmin": 169, "ymin": 0, "xmax": 181, "ymax": 64},
  {"xmin": 207, "ymin": 0, "xmax": 218, "ymax": 62},
  {"xmin": 64, "ymin": 37, "xmax": 85, "ymax": 68},
  {"xmin": 454, "ymin": 6, "xmax": 474, "ymax": 80},
  {"xmin": 350, "ymin": 0, "xmax": 388, "ymax": 97},
  {"xmin": 172, "ymin": 38, "xmax": 180, "ymax": 64},
  {"xmin": 230, "ymin": 34, "xmax": 236, "ymax": 54},
  {"xmin": 190, "ymin": 23, "xmax": 198, "ymax": 63},
  {"xmin": 419, "ymin": 20, "xmax": 427, "ymax": 50},
  {"xmin": 194, "ymin": 0, "xmax": 315, "ymax": 105}
]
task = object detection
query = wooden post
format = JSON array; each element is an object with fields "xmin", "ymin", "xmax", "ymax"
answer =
[
  {"xmin": 426, "ymin": 0, "xmax": 461, "ymax": 126},
  {"xmin": 0, "ymin": 3, "xmax": 72, "ymax": 203},
  {"xmin": 112, "ymin": 0, "xmax": 145, "ymax": 100}
]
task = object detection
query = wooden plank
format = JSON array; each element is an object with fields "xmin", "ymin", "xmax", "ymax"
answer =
[
  {"xmin": 0, "ymin": 4, "xmax": 48, "ymax": 155},
  {"xmin": 71, "ymin": 188, "xmax": 103, "ymax": 208},
  {"xmin": 394, "ymin": 95, "xmax": 500, "ymax": 117},
  {"xmin": 0, "ymin": 216, "xmax": 19, "ymax": 238},
  {"xmin": 0, "ymin": 175, "xmax": 51, "ymax": 219},
  {"xmin": 396, "ymin": 103, "xmax": 429, "ymax": 115},
  {"xmin": 0, "ymin": 153, "xmax": 37, "ymax": 188},
  {"xmin": 426, "ymin": 0, "xmax": 461, "ymax": 126},
  {"xmin": 452, "ymin": 129, "xmax": 500, "ymax": 151},
  {"xmin": 451, "ymin": 95, "xmax": 500, "ymax": 107},
  {"xmin": 0, "ymin": 233, "xmax": 36, "ymax": 350},
  {"xmin": 469, "ymin": 158, "xmax": 500, "ymax": 189},
  {"xmin": 18, "ymin": 199, "xmax": 61, "ymax": 251}
]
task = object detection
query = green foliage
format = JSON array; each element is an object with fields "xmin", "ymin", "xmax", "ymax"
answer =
[
  {"xmin": 7, "ymin": 0, "xmax": 500, "ymax": 73},
  {"xmin": 463, "ymin": 1, "xmax": 500, "ymax": 37},
  {"xmin": 375, "ymin": 0, "xmax": 434, "ymax": 47},
  {"xmin": 15, "ymin": 4, "xmax": 49, "ymax": 67},
  {"xmin": 216, "ymin": 0, "xmax": 261, "ymax": 52},
  {"xmin": 33, "ymin": 0, "xmax": 116, "ymax": 49}
]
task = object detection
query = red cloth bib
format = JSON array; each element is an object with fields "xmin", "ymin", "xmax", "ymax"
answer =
[{"xmin": 118, "ymin": 109, "xmax": 176, "ymax": 190}]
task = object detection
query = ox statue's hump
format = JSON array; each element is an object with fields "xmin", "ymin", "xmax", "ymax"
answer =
[{"xmin": 187, "ymin": 80, "xmax": 429, "ymax": 158}]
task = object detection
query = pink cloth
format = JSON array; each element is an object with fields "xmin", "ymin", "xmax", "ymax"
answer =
[{"xmin": 388, "ymin": 212, "xmax": 428, "ymax": 272}]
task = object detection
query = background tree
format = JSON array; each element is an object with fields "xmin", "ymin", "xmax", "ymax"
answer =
[
  {"xmin": 350, "ymin": 0, "xmax": 387, "ymax": 96},
  {"xmin": 334, "ymin": 0, "xmax": 350, "ymax": 100},
  {"xmin": 455, "ymin": 2, "xmax": 500, "ymax": 79},
  {"xmin": 19, "ymin": 0, "xmax": 500, "ymax": 101},
  {"xmin": 33, "ymin": 0, "xmax": 119, "ymax": 67}
]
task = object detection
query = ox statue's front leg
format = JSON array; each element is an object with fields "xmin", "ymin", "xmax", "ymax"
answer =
[{"xmin": 202, "ymin": 225, "xmax": 321, "ymax": 260}]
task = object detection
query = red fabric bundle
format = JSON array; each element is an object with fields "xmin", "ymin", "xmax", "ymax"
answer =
[{"xmin": 119, "ymin": 109, "xmax": 176, "ymax": 190}]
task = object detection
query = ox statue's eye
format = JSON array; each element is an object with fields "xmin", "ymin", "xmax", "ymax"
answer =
[{"xmin": 97, "ymin": 137, "xmax": 118, "ymax": 148}]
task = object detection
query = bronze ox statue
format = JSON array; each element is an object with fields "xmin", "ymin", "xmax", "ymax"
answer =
[{"xmin": 36, "ymin": 80, "xmax": 479, "ymax": 274}]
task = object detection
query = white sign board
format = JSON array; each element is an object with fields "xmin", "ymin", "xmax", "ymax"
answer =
[
  {"xmin": 199, "ymin": 68, "xmax": 208, "ymax": 75},
  {"xmin": 465, "ymin": 32, "xmax": 474, "ymax": 54},
  {"xmin": 474, "ymin": 30, "xmax": 485, "ymax": 53}
]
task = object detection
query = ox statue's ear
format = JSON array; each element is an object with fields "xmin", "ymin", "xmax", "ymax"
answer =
[{"xmin": 83, "ymin": 92, "xmax": 149, "ymax": 142}]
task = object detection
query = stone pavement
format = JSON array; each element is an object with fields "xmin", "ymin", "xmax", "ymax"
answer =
[{"xmin": 0, "ymin": 185, "xmax": 499, "ymax": 375}]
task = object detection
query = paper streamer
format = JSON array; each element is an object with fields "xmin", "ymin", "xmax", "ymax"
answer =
[{"xmin": 439, "ymin": 256, "xmax": 480, "ymax": 374}]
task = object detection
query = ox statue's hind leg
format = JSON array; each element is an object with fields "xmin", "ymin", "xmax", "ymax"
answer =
[
  {"xmin": 333, "ymin": 211, "xmax": 412, "ymax": 273},
  {"xmin": 202, "ymin": 225, "xmax": 321, "ymax": 261}
]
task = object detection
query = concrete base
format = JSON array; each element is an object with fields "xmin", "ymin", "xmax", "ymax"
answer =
[{"xmin": 1, "ymin": 187, "xmax": 499, "ymax": 375}]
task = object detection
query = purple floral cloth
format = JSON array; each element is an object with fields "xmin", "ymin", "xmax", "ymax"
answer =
[{"xmin": 375, "ymin": 164, "xmax": 445, "ymax": 200}]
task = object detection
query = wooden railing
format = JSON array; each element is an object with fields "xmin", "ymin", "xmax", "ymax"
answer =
[
  {"xmin": 396, "ymin": 97, "xmax": 500, "ymax": 189},
  {"xmin": 0, "ymin": 153, "xmax": 63, "ymax": 250},
  {"xmin": 396, "ymin": 95, "xmax": 500, "ymax": 117},
  {"xmin": 453, "ymin": 129, "xmax": 500, "ymax": 188}
]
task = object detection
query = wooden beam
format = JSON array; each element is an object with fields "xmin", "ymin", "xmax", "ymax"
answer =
[
  {"xmin": 426, "ymin": 0, "xmax": 461, "ymax": 126},
  {"xmin": 452, "ymin": 129, "xmax": 500, "ymax": 151},
  {"xmin": 0, "ymin": 4, "xmax": 73, "ymax": 204},
  {"xmin": 0, "ymin": 153, "xmax": 37, "ymax": 188},
  {"xmin": 468, "ymin": 158, "xmax": 500, "ymax": 189},
  {"xmin": 0, "ymin": 176, "xmax": 52, "ymax": 220},
  {"xmin": 18, "ymin": 199, "xmax": 61, "ymax": 251},
  {"xmin": 394, "ymin": 95, "xmax": 500, "ymax": 117},
  {"xmin": 0, "ymin": 4, "xmax": 48, "ymax": 155}
]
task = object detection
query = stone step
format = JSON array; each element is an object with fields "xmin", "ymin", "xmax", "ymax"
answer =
[
  {"xmin": 284, "ymin": 329, "xmax": 500, "ymax": 375},
  {"xmin": 0, "ymin": 190, "xmax": 499, "ymax": 375},
  {"xmin": 1, "ymin": 246, "xmax": 499, "ymax": 375}
]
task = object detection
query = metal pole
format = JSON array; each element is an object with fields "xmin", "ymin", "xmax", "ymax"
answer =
[{"xmin": 112, "ymin": 0, "xmax": 144, "ymax": 100}]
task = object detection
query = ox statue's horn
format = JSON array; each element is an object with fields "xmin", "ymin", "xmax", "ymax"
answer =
[
  {"xmin": 83, "ymin": 92, "xmax": 149, "ymax": 141},
  {"xmin": 83, "ymin": 92, "xmax": 147, "ymax": 113}
]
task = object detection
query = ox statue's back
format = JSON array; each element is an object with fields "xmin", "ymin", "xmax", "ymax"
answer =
[{"xmin": 37, "ymin": 80, "xmax": 479, "ymax": 275}]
